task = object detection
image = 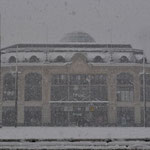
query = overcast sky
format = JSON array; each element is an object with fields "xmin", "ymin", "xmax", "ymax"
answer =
[{"xmin": 0, "ymin": 0, "xmax": 150, "ymax": 56}]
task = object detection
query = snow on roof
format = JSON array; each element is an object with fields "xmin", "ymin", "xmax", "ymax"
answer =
[
  {"xmin": 2, "ymin": 52, "xmax": 46, "ymax": 63},
  {"xmin": 1, "ymin": 51, "xmax": 145, "ymax": 64},
  {"xmin": 135, "ymin": 54, "xmax": 144, "ymax": 60},
  {"xmin": 87, "ymin": 52, "xmax": 110, "ymax": 62},
  {"xmin": 0, "ymin": 43, "xmax": 146, "ymax": 64},
  {"xmin": 0, "ymin": 43, "xmax": 133, "ymax": 52},
  {"xmin": 112, "ymin": 52, "xmax": 133, "ymax": 62},
  {"xmin": 48, "ymin": 52, "xmax": 76, "ymax": 61}
]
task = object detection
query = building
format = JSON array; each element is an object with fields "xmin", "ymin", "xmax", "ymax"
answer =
[{"xmin": 0, "ymin": 31, "xmax": 150, "ymax": 127}]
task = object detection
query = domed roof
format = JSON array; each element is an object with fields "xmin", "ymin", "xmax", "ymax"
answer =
[{"xmin": 60, "ymin": 31, "xmax": 95, "ymax": 43}]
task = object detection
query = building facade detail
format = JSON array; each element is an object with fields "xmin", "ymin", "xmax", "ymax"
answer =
[{"xmin": 0, "ymin": 32, "xmax": 150, "ymax": 126}]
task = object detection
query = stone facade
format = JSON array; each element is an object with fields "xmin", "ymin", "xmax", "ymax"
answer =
[
  {"xmin": 0, "ymin": 32, "xmax": 149, "ymax": 126},
  {"xmin": 0, "ymin": 53, "xmax": 150, "ymax": 126}
]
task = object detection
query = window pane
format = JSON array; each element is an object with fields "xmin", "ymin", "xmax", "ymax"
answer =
[
  {"xmin": 117, "ymin": 107, "xmax": 134, "ymax": 126},
  {"xmin": 25, "ymin": 73, "xmax": 42, "ymax": 101},
  {"xmin": 24, "ymin": 107, "xmax": 42, "ymax": 126},
  {"xmin": 51, "ymin": 103, "xmax": 108, "ymax": 126},
  {"xmin": 117, "ymin": 73, "xmax": 134, "ymax": 101},
  {"xmin": 70, "ymin": 74, "xmax": 89, "ymax": 85},
  {"xmin": 51, "ymin": 74, "xmax": 108, "ymax": 102},
  {"xmin": 3, "ymin": 73, "xmax": 16, "ymax": 100},
  {"xmin": 141, "ymin": 107, "xmax": 150, "ymax": 126},
  {"xmin": 52, "ymin": 74, "xmax": 68, "ymax": 85},
  {"xmin": 140, "ymin": 74, "xmax": 150, "ymax": 85},
  {"xmin": 117, "ymin": 86, "xmax": 133, "ymax": 101},
  {"xmin": 91, "ymin": 74, "xmax": 106, "ymax": 85},
  {"xmin": 2, "ymin": 107, "xmax": 16, "ymax": 126},
  {"xmin": 117, "ymin": 73, "xmax": 133, "ymax": 85},
  {"xmin": 140, "ymin": 86, "xmax": 150, "ymax": 101},
  {"xmin": 69, "ymin": 86, "xmax": 89, "ymax": 101},
  {"xmin": 91, "ymin": 86, "xmax": 107, "ymax": 101},
  {"xmin": 51, "ymin": 86, "xmax": 68, "ymax": 101}
]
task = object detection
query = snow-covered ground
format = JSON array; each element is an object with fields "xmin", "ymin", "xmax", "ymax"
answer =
[
  {"xmin": 0, "ymin": 127, "xmax": 150, "ymax": 149},
  {"xmin": 0, "ymin": 127, "xmax": 150, "ymax": 140}
]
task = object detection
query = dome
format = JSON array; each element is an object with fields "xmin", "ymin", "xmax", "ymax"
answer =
[{"xmin": 60, "ymin": 31, "xmax": 95, "ymax": 43}]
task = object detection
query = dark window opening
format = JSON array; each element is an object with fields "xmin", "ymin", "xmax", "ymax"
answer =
[
  {"xmin": 24, "ymin": 107, "xmax": 42, "ymax": 126},
  {"xmin": 8, "ymin": 56, "xmax": 16, "ymax": 63},
  {"xmin": 52, "ymin": 74, "xmax": 68, "ymax": 85},
  {"xmin": 2, "ymin": 107, "xmax": 15, "ymax": 126},
  {"xmin": 54, "ymin": 56, "xmax": 65, "ymax": 62},
  {"xmin": 3, "ymin": 73, "xmax": 16, "ymax": 100},
  {"xmin": 91, "ymin": 86, "xmax": 107, "ymax": 101},
  {"xmin": 25, "ymin": 73, "xmax": 42, "ymax": 101},
  {"xmin": 29, "ymin": 56, "xmax": 40, "ymax": 63},
  {"xmin": 117, "ymin": 73, "xmax": 134, "ymax": 101},
  {"xmin": 120, "ymin": 56, "xmax": 129, "ymax": 63},
  {"xmin": 70, "ymin": 74, "xmax": 89, "ymax": 85},
  {"xmin": 93, "ymin": 56, "xmax": 104, "ymax": 63},
  {"xmin": 117, "ymin": 107, "xmax": 134, "ymax": 126},
  {"xmin": 51, "ymin": 74, "xmax": 107, "ymax": 102},
  {"xmin": 51, "ymin": 86, "xmax": 68, "ymax": 101},
  {"xmin": 51, "ymin": 103, "xmax": 108, "ymax": 127}
]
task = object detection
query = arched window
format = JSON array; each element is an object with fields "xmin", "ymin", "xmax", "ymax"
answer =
[
  {"xmin": 25, "ymin": 73, "xmax": 42, "ymax": 101},
  {"xmin": 120, "ymin": 56, "xmax": 129, "ymax": 63},
  {"xmin": 117, "ymin": 73, "xmax": 134, "ymax": 101},
  {"xmin": 3, "ymin": 73, "xmax": 16, "ymax": 100},
  {"xmin": 54, "ymin": 56, "xmax": 65, "ymax": 63},
  {"xmin": 29, "ymin": 56, "xmax": 39, "ymax": 63},
  {"xmin": 51, "ymin": 74, "xmax": 108, "ymax": 126},
  {"xmin": 93, "ymin": 56, "xmax": 104, "ymax": 63},
  {"xmin": 8, "ymin": 56, "xmax": 16, "ymax": 63}
]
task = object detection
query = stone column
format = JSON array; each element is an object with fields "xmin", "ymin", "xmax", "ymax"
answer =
[
  {"xmin": 17, "ymin": 69, "xmax": 25, "ymax": 125},
  {"xmin": 107, "ymin": 68, "xmax": 117, "ymax": 125},
  {"xmin": 0, "ymin": 68, "xmax": 2, "ymax": 127},
  {"xmin": 133, "ymin": 71, "xmax": 141, "ymax": 125}
]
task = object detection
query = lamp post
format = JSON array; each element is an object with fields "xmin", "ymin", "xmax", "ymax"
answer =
[
  {"xmin": 14, "ymin": 69, "xmax": 18, "ymax": 127},
  {"xmin": 0, "ymin": 13, "xmax": 2, "ymax": 128},
  {"xmin": 143, "ymin": 51, "xmax": 146, "ymax": 127},
  {"xmin": 14, "ymin": 45, "xmax": 18, "ymax": 127}
]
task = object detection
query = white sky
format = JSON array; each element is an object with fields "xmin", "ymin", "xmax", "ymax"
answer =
[{"xmin": 0, "ymin": 0, "xmax": 150, "ymax": 56}]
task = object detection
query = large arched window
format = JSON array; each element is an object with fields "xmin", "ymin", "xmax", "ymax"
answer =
[
  {"xmin": 8, "ymin": 56, "xmax": 16, "ymax": 63},
  {"xmin": 117, "ymin": 73, "xmax": 134, "ymax": 101},
  {"xmin": 54, "ymin": 56, "xmax": 65, "ymax": 63},
  {"xmin": 120, "ymin": 56, "xmax": 129, "ymax": 63},
  {"xmin": 3, "ymin": 73, "xmax": 16, "ymax": 100},
  {"xmin": 51, "ymin": 74, "xmax": 108, "ymax": 126},
  {"xmin": 25, "ymin": 73, "xmax": 42, "ymax": 101},
  {"xmin": 29, "ymin": 56, "xmax": 40, "ymax": 63},
  {"xmin": 93, "ymin": 56, "xmax": 104, "ymax": 63}
]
